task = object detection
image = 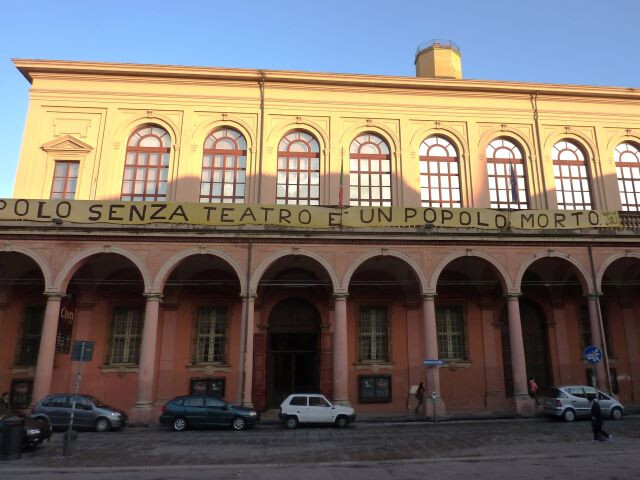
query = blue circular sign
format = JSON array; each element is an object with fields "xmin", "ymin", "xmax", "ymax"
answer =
[{"xmin": 583, "ymin": 346, "xmax": 602, "ymax": 364}]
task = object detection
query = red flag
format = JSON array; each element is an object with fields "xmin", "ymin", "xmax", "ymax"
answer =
[{"xmin": 338, "ymin": 160, "xmax": 344, "ymax": 207}]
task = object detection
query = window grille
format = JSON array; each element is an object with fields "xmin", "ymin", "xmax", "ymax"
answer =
[
  {"xmin": 277, "ymin": 131, "xmax": 320, "ymax": 205},
  {"xmin": 349, "ymin": 134, "xmax": 392, "ymax": 206},
  {"xmin": 358, "ymin": 307, "xmax": 389, "ymax": 362},
  {"xmin": 436, "ymin": 306, "xmax": 466, "ymax": 360},
  {"xmin": 109, "ymin": 308, "xmax": 142, "ymax": 365},
  {"xmin": 486, "ymin": 139, "xmax": 528, "ymax": 209},
  {"xmin": 121, "ymin": 125, "xmax": 171, "ymax": 201},
  {"xmin": 552, "ymin": 140, "xmax": 593, "ymax": 210},
  {"xmin": 200, "ymin": 128, "xmax": 247, "ymax": 203},
  {"xmin": 15, "ymin": 307, "xmax": 44, "ymax": 366},
  {"xmin": 50, "ymin": 161, "xmax": 79, "ymax": 199},
  {"xmin": 193, "ymin": 308, "xmax": 228, "ymax": 363},
  {"xmin": 419, "ymin": 136, "xmax": 461, "ymax": 208},
  {"xmin": 614, "ymin": 142, "xmax": 640, "ymax": 211}
]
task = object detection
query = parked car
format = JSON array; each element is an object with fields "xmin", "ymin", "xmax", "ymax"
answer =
[
  {"xmin": 279, "ymin": 393, "xmax": 356, "ymax": 429},
  {"xmin": 0, "ymin": 410, "xmax": 52, "ymax": 449},
  {"xmin": 159, "ymin": 395, "xmax": 259, "ymax": 431},
  {"xmin": 31, "ymin": 394, "xmax": 127, "ymax": 432},
  {"xmin": 543, "ymin": 385, "xmax": 624, "ymax": 422}
]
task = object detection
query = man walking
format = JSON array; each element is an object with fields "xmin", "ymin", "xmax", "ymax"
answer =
[{"xmin": 591, "ymin": 397, "xmax": 612, "ymax": 442}]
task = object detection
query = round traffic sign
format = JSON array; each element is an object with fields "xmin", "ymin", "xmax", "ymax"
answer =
[{"xmin": 583, "ymin": 345, "xmax": 602, "ymax": 364}]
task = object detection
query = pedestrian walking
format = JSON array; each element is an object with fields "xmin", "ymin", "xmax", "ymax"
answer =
[
  {"xmin": 590, "ymin": 397, "xmax": 612, "ymax": 442},
  {"xmin": 414, "ymin": 382, "xmax": 425, "ymax": 414},
  {"xmin": 528, "ymin": 377, "xmax": 539, "ymax": 406}
]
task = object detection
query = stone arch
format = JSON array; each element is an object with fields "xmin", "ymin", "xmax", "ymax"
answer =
[
  {"xmin": 54, "ymin": 246, "xmax": 151, "ymax": 293},
  {"xmin": 266, "ymin": 121, "xmax": 329, "ymax": 154},
  {"xmin": 153, "ymin": 247, "xmax": 246, "ymax": 294},
  {"xmin": 596, "ymin": 251, "xmax": 640, "ymax": 292},
  {"xmin": 514, "ymin": 250, "xmax": 593, "ymax": 293},
  {"xmin": 114, "ymin": 114, "xmax": 180, "ymax": 150},
  {"xmin": 605, "ymin": 133, "xmax": 640, "ymax": 159},
  {"xmin": 429, "ymin": 250, "xmax": 512, "ymax": 293},
  {"xmin": 340, "ymin": 123, "xmax": 400, "ymax": 157},
  {"xmin": 191, "ymin": 117, "xmax": 256, "ymax": 153},
  {"xmin": 410, "ymin": 126, "xmax": 469, "ymax": 159},
  {"xmin": 0, "ymin": 246, "xmax": 53, "ymax": 292},
  {"xmin": 342, "ymin": 250, "xmax": 427, "ymax": 294},
  {"xmin": 477, "ymin": 129, "xmax": 535, "ymax": 162},
  {"xmin": 249, "ymin": 249, "xmax": 339, "ymax": 295},
  {"xmin": 543, "ymin": 131, "xmax": 598, "ymax": 162}
]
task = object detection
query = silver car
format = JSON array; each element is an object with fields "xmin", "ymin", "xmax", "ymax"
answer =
[
  {"xmin": 543, "ymin": 385, "xmax": 624, "ymax": 422},
  {"xmin": 31, "ymin": 394, "xmax": 127, "ymax": 432}
]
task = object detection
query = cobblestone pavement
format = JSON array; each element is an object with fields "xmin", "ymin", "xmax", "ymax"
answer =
[{"xmin": 1, "ymin": 416, "xmax": 639, "ymax": 479}]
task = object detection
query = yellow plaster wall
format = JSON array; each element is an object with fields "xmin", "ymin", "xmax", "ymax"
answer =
[{"xmin": 12, "ymin": 61, "xmax": 640, "ymax": 210}]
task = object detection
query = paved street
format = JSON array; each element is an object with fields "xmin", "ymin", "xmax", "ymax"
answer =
[{"xmin": 1, "ymin": 416, "xmax": 639, "ymax": 479}]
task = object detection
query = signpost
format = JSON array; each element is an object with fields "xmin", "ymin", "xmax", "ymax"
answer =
[
  {"xmin": 583, "ymin": 346, "xmax": 602, "ymax": 364},
  {"xmin": 63, "ymin": 340, "xmax": 94, "ymax": 456},
  {"xmin": 423, "ymin": 359, "xmax": 445, "ymax": 422}
]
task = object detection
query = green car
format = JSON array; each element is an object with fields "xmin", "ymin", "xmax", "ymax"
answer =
[{"xmin": 160, "ymin": 395, "xmax": 259, "ymax": 431}]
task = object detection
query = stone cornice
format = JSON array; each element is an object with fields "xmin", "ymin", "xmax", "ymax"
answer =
[{"xmin": 13, "ymin": 59, "xmax": 640, "ymax": 101}]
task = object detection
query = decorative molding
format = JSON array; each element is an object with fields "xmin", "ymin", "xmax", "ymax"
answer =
[
  {"xmin": 41, "ymin": 135, "xmax": 93, "ymax": 154},
  {"xmin": 187, "ymin": 363, "xmax": 231, "ymax": 374}
]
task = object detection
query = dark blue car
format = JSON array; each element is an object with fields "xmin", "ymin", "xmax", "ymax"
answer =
[{"xmin": 160, "ymin": 395, "xmax": 259, "ymax": 431}]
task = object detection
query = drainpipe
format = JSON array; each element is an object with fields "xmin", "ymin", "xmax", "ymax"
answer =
[
  {"xmin": 587, "ymin": 245, "xmax": 613, "ymax": 393},
  {"xmin": 531, "ymin": 93, "xmax": 548, "ymax": 208},
  {"xmin": 257, "ymin": 71, "xmax": 266, "ymax": 202},
  {"xmin": 238, "ymin": 241, "xmax": 253, "ymax": 405}
]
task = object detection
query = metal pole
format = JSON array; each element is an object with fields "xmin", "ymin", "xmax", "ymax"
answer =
[{"xmin": 67, "ymin": 342, "xmax": 85, "ymax": 434}]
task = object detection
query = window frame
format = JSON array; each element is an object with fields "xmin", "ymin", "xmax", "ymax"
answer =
[
  {"xmin": 276, "ymin": 131, "xmax": 321, "ymax": 205},
  {"xmin": 349, "ymin": 133, "xmax": 392, "ymax": 206},
  {"xmin": 15, "ymin": 306, "xmax": 44, "ymax": 366},
  {"xmin": 192, "ymin": 307, "xmax": 229, "ymax": 364},
  {"xmin": 121, "ymin": 125, "xmax": 171, "ymax": 202},
  {"xmin": 108, "ymin": 307, "xmax": 143, "ymax": 365},
  {"xmin": 435, "ymin": 305, "xmax": 468, "ymax": 361},
  {"xmin": 419, "ymin": 136, "xmax": 461, "ymax": 208},
  {"xmin": 200, "ymin": 128, "xmax": 247, "ymax": 203},
  {"xmin": 614, "ymin": 142, "xmax": 640, "ymax": 211},
  {"xmin": 357, "ymin": 306, "xmax": 390, "ymax": 363},
  {"xmin": 485, "ymin": 138, "xmax": 529, "ymax": 209},
  {"xmin": 50, "ymin": 161, "xmax": 80, "ymax": 200},
  {"xmin": 552, "ymin": 140, "xmax": 593, "ymax": 210}
]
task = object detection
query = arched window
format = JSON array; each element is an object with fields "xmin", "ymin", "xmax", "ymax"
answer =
[
  {"xmin": 552, "ymin": 140, "xmax": 593, "ymax": 210},
  {"xmin": 419, "ymin": 136, "xmax": 460, "ymax": 208},
  {"xmin": 277, "ymin": 131, "xmax": 320, "ymax": 205},
  {"xmin": 486, "ymin": 138, "xmax": 528, "ymax": 209},
  {"xmin": 201, "ymin": 128, "xmax": 247, "ymax": 203},
  {"xmin": 349, "ymin": 133, "xmax": 391, "ymax": 206},
  {"xmin": 615, "ymin": 142, "xmax": 640, "ymax": 211},
  {"xmin": 121, "ymin": 125, "xmax": 171, "ymax": 201}
]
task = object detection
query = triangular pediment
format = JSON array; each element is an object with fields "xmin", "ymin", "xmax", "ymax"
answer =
[{"xmin": 41, "ymin": 135, "xmax": 93, "ymax": 153}]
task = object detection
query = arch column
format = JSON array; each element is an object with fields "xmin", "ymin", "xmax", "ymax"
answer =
[
  {"xmin": 31, "ymin": 292, "xmax": 64, "ymax": 405},
  {"xmin": 421, "ymin": 293, "xmax": 445, "ymax": 417},
  {"xmin": 333, "ymin": 293, "xmax": 349, "ymax": 405},
  {"xmin": 130, "ymin": 293, "xmax": 162, "ymax": 425},
  {"xmin": 242, "ymin": 295, "xmax": 256, "ymax": 407},
  {"xmin": 507, "ymin": 293, "xmax": 535, "ymax": 416},
  {"xmin": 586, "ymin": 294, "xmax": 608, "ymax": 389}
]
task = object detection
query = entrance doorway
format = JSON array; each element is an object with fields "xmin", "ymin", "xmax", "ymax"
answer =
[
  {"xmin": 502, "ymin": 300, "xmax": 551, "ymax": 396},
  {"xmin": 268, "ymin": 298, "xmax": 320, "ymax": 407}
]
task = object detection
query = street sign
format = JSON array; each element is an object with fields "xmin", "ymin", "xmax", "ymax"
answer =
[
  {"xmin": 583, "ymin": 345, "xmax": 602, "ymax": 364},
  {"xmin": 71, "ymin": 341, "xmax": 94, "ymax": 362},
  {"xmin": 423, "ymin": 359, "xmax": 445, "ymax": 366}
]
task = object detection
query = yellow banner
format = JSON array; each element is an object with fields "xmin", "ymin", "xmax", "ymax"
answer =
[{"xmin": 0, "ymin": 199, "xmax": 621, "ymax": 230}]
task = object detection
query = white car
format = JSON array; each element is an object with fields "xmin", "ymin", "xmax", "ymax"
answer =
[{"xmin": 279, "ymin": 394, "xmax": 356, "ymax": 429}]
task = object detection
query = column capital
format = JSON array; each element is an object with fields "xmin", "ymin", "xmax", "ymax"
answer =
[
  {"xmin": 584, "ymin": 292, "xmax": 602, "ymax": 299},
  {"xmin": 241, "ymin": 292, "xmax": 257, "ymax": 301},
  {"xmin": 44, "ymin": 292, "xmax": 65, "ymax": 300},
  {"xmin": 506, "ymin": 291, "xmax": 522, "ymax": 299},
  {"xmin": 333, "ymin": 292, "xmax": 349, "ymax": 300},
  {"xmin": 421, "ymin": 291, "xmax": 437, "ymax": 300},
  {"xmin": 143, "ymin": 292, "xmax": 163, "ymax": 301}
]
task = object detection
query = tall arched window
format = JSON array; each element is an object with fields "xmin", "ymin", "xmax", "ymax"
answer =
[
  {"xmin": 277, "ymin": 131, "xmax": 320, "ymax": 205},
  {"xmin": 486, "ymin": 138, "xmax": 528, "ymax": 209},
  {"xmin": 552, "ymin": 140, "xmax": 593, "ymax": 210},
  {"xmin": 615, "ymin": 142, "xmax": 640, "ymax": 211},
  {"xmin": 201, "ymin": 128, "xmax": 247, "ymax": 203},
  {"xmin": 349, "ymin": 133, "xmax": 391, "ymax": 206},
  {"xmin": 419, "ymin": 136, "xmax": 460, "ymax": 208},
  {"xmin": 121, "ymin": 125, "xmax": 171, "ymax": 201}
]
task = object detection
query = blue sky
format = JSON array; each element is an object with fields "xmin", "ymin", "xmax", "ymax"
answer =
[{"xmin": 1, "ymin": 0, "xmax": 638, "ymax": 198}]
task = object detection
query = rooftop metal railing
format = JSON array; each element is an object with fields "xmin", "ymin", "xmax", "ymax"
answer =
[{"xmin": 415, "ymin": 39, "xmax": 461, "ymax": 57}]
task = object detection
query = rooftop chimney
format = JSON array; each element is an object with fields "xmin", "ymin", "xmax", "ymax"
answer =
[{"xmin": 415, "ymin": 40, "xmax": 462, "ymax": 79}]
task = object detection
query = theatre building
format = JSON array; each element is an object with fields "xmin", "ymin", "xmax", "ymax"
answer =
[{"xmin": 2, "ymin": 42, "xmax": 640, "ymax": 423}]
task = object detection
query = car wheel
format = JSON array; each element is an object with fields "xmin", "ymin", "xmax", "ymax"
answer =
[
  {"xmin": 285, "ymin": 416, "xmax": 298, "ymax": 429},
  {"xmin": 335, "ymin": 416, "xmax": 348, "ymax": 429},
  {"xmin": 231, "ymin": 417, "xmax": 247, "ymax": 431},
  {"xmin": 172, "ymin": 416, "xmax": 187, "ymax": 432},
  {"xmin": 562, "ymin": 409, "xmax": 576, "ymax": 422},
  {"xmin": 95, "ymin": 417, "xmax": 111, "ymax": 432},
  {"xmin": 611, "ymin": 407, "xmax": 624, "ymax": 420}
]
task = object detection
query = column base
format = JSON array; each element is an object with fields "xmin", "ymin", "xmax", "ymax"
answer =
[
  {"xmin": 513, "ymin": 394, "xmax": 536, "ymax": 417},
  {"xmin": 425, "ymin": 398, "xmax": 446, "ymax": 419},
  {"xmin": 128, "ymin": 403, "xmax": 154, "ymax": 426}
]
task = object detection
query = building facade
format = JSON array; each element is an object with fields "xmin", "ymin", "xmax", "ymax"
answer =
[{"xmin": 1, "ymin": 44, "xmax": 640, "ymax": 423}]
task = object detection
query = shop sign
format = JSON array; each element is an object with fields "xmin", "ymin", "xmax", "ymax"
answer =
[
  {"xmin": 0, "ymin": 198, "xmax": 622, "ymax": 230},
  {"xmin": 55, "ymin": 296, "xmax": 75, "ymax": 354}
]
